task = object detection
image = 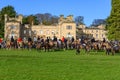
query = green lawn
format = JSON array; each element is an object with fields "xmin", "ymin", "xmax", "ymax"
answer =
[{"xmin": 0, "ymin": 49, "xmax": 120, "ymax": 80}]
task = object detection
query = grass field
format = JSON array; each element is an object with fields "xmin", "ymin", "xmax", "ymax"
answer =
[{"xmin": 0, "ymin": 49, "xmax": 120, "ymax": 80}]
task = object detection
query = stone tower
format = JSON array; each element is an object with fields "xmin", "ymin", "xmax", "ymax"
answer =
[
  {"xmin": 4, "ymin": 14, "xmax": 23, "ymax": 40},
  {"xmin": 58, "ymin": 15, "xmax": 76, "ymax": 39}
]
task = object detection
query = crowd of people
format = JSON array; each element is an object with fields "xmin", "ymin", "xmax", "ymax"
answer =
[
  {"xmin": 0, "ymin": 36, "xmax": 120, "ymax": 55},
  {"xmin": 0, "ymin": 36, "xmax": 75, "ymax": 50}
]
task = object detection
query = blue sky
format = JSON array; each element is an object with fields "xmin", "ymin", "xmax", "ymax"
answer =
[{"xmin": 0, "ymin": 0, "xmax": 111, "ymax": 26}]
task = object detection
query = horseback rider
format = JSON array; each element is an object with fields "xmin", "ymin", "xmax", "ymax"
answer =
[
  {"xmin": 10, "ymin": 36, "xmax": 15, "ymax": 48},
  {"xmin": 11, "ymin": 36, "xmax": 14, "ymax": 43},
  {"xmin": 53, "ymin": 35, "xmax": 57, "ymax": 42},
  {"xmin": 36, "ymin": 36, "xmax": 41, "ymax": 49},
  {"xmin": 91, "ymin": 38, "xmax": 95, "ymax": 43},
  {"xmin": 103, "ymin": 38, "xmax": 106, "ymax": 43},
  {"xmin": 28, "ymin": 36, "xmax": 32, "ymax": 43},
  {"xmin": 27, "ymin": 36, "xmax": 32, "ymax": 50},
  {"xmin": 53, "ymin": 36, "xmax": 58, "ymax": 47},
  {"xmin": 61, "ymin": 36, "xmax": 65, "ymax": 42},
  {"xmin": 28, "ymin": 36, "xmax": 32, "ymax": 46},
  {"xmin": 37, "ymin": 36, "xmax": 41, "ymax": 43},
  {"xmin": 71, "ymin": 37, "xmax": 74, "ymax": 42}
]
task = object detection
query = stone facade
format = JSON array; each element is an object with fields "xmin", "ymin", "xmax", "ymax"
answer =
[
  {"xmin": 4, "ymin": 14, "xmax": 23, "ymax": 40},
  {"xmin": 77, "ymin": 24, "xmax": 107, "ymax": 41},
  {"xmin": 4, "ymin": 14, "xmax": 107, "ymax": 41},
  {"xmin": 4, "ymin": 14, "xmax": 76, "ymax": 40}
]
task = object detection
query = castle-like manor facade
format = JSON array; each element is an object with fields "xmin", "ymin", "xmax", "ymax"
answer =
[
  {"xmin": 4, "ymin": 14, "xmax": 76, "ymax": 41},
  {"xmin": 77, "ymin": 24, "xmax": 107, "ymax": 41},
  {"xmin": 4, "ymin": 14, "xmax": 107, "ymax": 41}
]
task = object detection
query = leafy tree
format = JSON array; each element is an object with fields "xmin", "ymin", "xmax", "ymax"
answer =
[
  {"xmin": 106, "ymin": 0, "xmax": 120, "ymax": 40},
  {"xmin": 0, "ymin": 5, "xmax": 17, "ymax": 38},
  {"xmin": 22, "ymin": 16, "xmax": 29, "ymax": 24},
  {"xmin": 0, "ymin": 5, "xmax": 16, "ymax": 17}
]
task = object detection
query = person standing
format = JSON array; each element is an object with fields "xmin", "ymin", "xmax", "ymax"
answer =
[
  {"xmin": 0, "ymin": 37, "xmax": 2, "ymax": 49},
  {"xmin": 46, "ymin": 37, "xmax": 50, "ymax": 43},
  {"xmin": 28, "ymin": 36, "xmax": 32, "ymax": 50},
  {"xmin": 61, "ymin": 36, "xmax": 65, "ymax": 42}
]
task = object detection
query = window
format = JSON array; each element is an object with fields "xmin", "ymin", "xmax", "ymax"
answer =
[
  {"xmin": 34, "ymin": 30, "xmax": 37, "ymax": 34},
  {"xmin": 24, "ymin": 30, "xmax": 26, "ymax": 34},
  {"xmin": 11, "ymin": 31, "xmax": 14, "ymax": 34},
  {"xmin": 56, "ymin": 31, "xmax": 58, "ymax": 34},
  {"xmin": 66, "ymin": 25, "xmax": 72, "ymax": 30},
  {"xmin": 102, "ymin": 34, "xmax": 104, "ymax": 37},
  {"xmin": 96, "ymin": 30, "xmax": 98, "ymax": 33},
  {"xmin": 67, "ymin": 32, "xmax": 72, "ymax": 38},
  {"xmin": 34, "ymin": 37, "xmax": 37, "ymax": 41},
  {"xmin": 23, "ymin": 37, "xmax": 26, "ymax": 41},
  {"xmin": 29, "ymin": 30, "xmax": 31, "ymax": 36},
  {"xmin": 11, "ymin": 31, "xmax": 15, "ymax": 38},
  {"xmin": 46, "ymin": 30, "xmax": 49, "ymax": 34},
  {"xmin": 96, "ymin": 34, "xmax": 98, "ymax": 38},
  {"xmin": 40, "ymin": 30, "xmax": 43, "ymax": 34},
  {"xmin": 11, "ymin": 25, "xmax": 16, "ymax": 29},
  {"xmin": 51, "ymin": 31, "xmax": 54, "ymax": 34}
]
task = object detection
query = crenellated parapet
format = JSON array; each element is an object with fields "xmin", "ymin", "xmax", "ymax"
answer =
[
  {"xmin": 58, "ymin": 15, "xmax": 74, "ymax": 24},
  {"xmin": 4, "ymin": 14, "xmax": 23, "ymax": 24}
]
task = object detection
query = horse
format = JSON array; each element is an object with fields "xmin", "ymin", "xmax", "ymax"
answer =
[
  {"xmin": 75, "ymin": 40, "xmax": 81, "ymax": 55},
  {"xmin": 100, "ymin": 42, "xmax": 107, "ymax": 50},
  {"xmin": 44, "ymin": 40, "xmax": 55, "ymax": 52},
  {"xmin": 10, "ymin": 41, "xmax": 15, "ymax": 49},
  {"xmin": 17, "ymin": 41, "xmax": 23, "ymax": 49},
  {"xmin": 27, "ymin": 41, "xmax": 33, "ymax": 51},
  {"xmin": 67, "ymin": 39, "xmax": 72, "ymax": 49},
  {"xmin": 84, "ymin": 42, "xmax": 91, "ymax": 54},
  {"xmin": 36, "ymin": 42, "xmax": 42, "ymax": 51},
  {"xmin": 91, "ymin": 42, "xmax": 100, "ymax": 53},
  {"xmin": 104, "ymin": 42, "xmax": 115, "ymax": 55},
  {"xmin": 6, "ymin": 40, "xmax": 11, "ymax": 50},
  {"xmin": 111, "ymin": 42, "xmax": 120, "ymax": 54}
]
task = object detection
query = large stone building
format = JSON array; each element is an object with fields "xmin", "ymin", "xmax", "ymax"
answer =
[
  {"xmin": 4, "ymin": 14, "xmax": 107, "ymax": 41},
  {"xmin": 77, "ymin": 24, "xmax": 107, "ymax": 41},
  {"xmin": 4, "ymin": 14, "xmax": 76, "ymax": 41}
]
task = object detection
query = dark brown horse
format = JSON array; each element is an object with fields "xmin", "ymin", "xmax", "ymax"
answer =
[
  {"xmin": 92, "ymin": 42, "xmax": 99, "ymax": 51},
  {"xmin": 10, "ymin": 41, "xmax": 15, "ymax": 48},
  {"xmin": 44, "ymin": 40, "xmax": 55, "ymax": 52},
  {"xmin": 28, "ymin": 41, "xmax": 33, "ymax": 50},
  {"xmin": 104, "ymin": 42, "xmax": 115, "ymax": 55},
  {"xmin": 36, "ymin": 42, "xmax": 44, "ymax": 52}
]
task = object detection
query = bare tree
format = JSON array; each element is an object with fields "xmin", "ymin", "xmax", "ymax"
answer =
[
  {"xmin": 35, "ymin": 13, "xmax": 59, "ymax": 25},
  {"xmin": 91, "ymin": 19, "xmax": 106, "ymax": 27},
  {"xmin": 75, "ymin": 16, "xmax": 84, "ymax": 26}
]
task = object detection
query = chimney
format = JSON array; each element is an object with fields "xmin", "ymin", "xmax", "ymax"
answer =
[{"xmin": 4, "ymin": 14, "xmax": 8, "ymax": 23}]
